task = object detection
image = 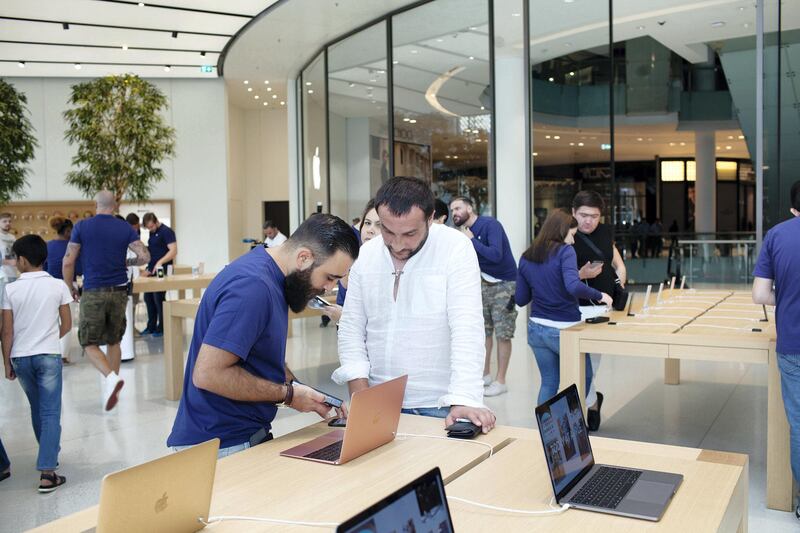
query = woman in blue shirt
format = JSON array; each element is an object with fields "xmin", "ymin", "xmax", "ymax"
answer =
[
  {"xmin": 44, "ymin": 216, "xmax": 80, "ymax": 363},
  {"xmin": 515, "ymin": 210, "xmax": 612, "ymax": 405}
]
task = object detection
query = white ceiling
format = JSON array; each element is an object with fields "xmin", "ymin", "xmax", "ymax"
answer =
[{"xmin": 0, "ymin": 0, "xmax": 273, "ymax": 79}]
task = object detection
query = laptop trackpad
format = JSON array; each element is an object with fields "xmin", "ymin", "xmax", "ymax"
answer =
[{"xmin": 628, "ymin": 481, "xmax": 673, "ymax": 504}]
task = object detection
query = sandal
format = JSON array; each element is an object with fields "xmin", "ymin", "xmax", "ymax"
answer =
[{"xmin": 38, "ymin": 472, "xmax": 66, "ymax": 493}]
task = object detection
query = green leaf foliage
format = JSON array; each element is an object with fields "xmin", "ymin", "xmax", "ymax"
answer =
[
  {"xmin": 63, "ymin": 74, "xmax": 176, "ymax": 204},
  {"xmin": 0, "ymin": 78, "xmax": 37, "ymax": 205}
]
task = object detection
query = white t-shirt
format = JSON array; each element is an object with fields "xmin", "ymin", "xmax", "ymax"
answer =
[
  {"xmin": 0, "ymin": 231, "xmax": 16, "ymax": 280},
  {"xmin": 265, "ymin": 232, "xmax": 287, "ymax": 248},
  {"xmin": 2, "ymin": 271, "xmax": 73, "ymax": 358}
]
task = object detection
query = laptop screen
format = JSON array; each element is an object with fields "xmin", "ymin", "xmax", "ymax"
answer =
[
  {"xmin": 535, "ymin": 385, "xmax": 595, "ymax": 500},
  {"xmin": 337, "ymin": 468, "xmax": 453, "ymax": 533}
]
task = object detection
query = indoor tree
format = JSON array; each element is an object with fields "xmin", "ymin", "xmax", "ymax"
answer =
[
  {"xmin": 0, "ymin": 78, "xmax": 37, "ymax": 204},
  {"xmin": 64, "ymin": 74, "xmax": 176, "ymax": 204}
]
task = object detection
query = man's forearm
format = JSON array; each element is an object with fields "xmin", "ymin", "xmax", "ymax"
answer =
[
  {"xmin": 1, "ymin": 333, "xmax": 12, "ymax": 366},
  {"xmin": 348, "ymin": 378, "xmax": 369, "ymax": 398},
  {"xmin": 194, "ymin": 364, "xmax": 287, "ymax": 402},
  {"xmin": 62, "ymin": 263, "xmax": 75, "ymax": 290}
]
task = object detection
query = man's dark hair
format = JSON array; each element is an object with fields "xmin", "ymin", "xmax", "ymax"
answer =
[
  {"xmin": 792, "ymin": 180, "xmax": 800, "ymax": 211},
  {"xmin": 287, "ymin": 214, "xmax": 359, "ymax": 263},
  {"xmin": 263, "ymin": 220, "xmax": 278, "ymax": 230},
  {"xmin": 126, "ymin": 213, "xmax": 140, "ymax": 226},
  {"xmin": 450, "ymin": 196, "xmax": 474, "ymax": 208},
  {"xmin": 374, "ymin": 176, "xmax": 434, "ymax": 219},
  {"xmin": 13, "ymin": 234, "xmax": 47, "ymax": 267},
  {"xmin": 434, "ymin": 199, "xmax": 449, "ymax": 222},
  {"xmin": 142, "ymin": 212, "xmax": 158, "ymax": 225},
  {"xmin": 572, "ymin": 190, "xmax": 605, "ymax": 211}
]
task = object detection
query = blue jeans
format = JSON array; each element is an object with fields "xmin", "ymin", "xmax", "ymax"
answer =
[
  {"xmin": 777, "ymin": 352, "xmax": 800, "ymax": 488},
  {"xmin": 401, "ymin": 407, "xmax": 450, "ymax": 419},
  {"xmin": 527, "ymin": 321, "xmax": 593, "ymax": 406},
  {"xmin": 0, "ymin": 437, "xmax": 9, "ymax": 472},
  {"xmin": 172, "ymin": 441, "xmax": 250, "ymax": 459},
  {"xmin": 12, "ymin": 355, "xmax": 62, "ymax": 471}
]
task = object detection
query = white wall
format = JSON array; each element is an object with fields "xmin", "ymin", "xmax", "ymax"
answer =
[
  {"xmin": 6, "ymin": 77, "xmax": 231, "ymax": 272},
  {"xmin": 226, "ymin": 99, "xmax": 290, "ymax": 258}
]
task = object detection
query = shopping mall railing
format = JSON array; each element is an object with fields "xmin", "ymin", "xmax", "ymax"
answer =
[{"xmin": 615, "ymin": 231, "xmax": 756, "ymax": 287}]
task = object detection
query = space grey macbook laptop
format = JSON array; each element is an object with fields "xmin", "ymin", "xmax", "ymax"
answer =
[{"xmin": 535, "ymin": 385, "xmax": 683, "ymax": 521}]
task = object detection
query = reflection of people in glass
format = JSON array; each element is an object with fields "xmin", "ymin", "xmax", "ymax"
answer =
[{"xmin": 380, "ymin": 150, "xmax": 389, "ymax": 182}]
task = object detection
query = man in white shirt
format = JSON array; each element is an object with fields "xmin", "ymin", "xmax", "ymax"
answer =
[
  {"xmin": 263, "ymin": 220, "xmax": 287, "ymax": 248},
  {"xmin": 333, "ymin": 177, "xmax": 495, "ymax": 432},
  {"xmin": 0, "ymin": 213, "xmax": 18, "ymax": 313}
]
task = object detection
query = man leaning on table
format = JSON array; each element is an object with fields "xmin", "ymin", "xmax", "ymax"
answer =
[
  {"xmin": 333, "ymin": 176, "xmax": 495, "ymax": 433},
  {"xmin": 167, "ymin": 214, "xmax": 357, "ymax": 458},
  {"xmin": 752, "ymin": 179, "xmax": 800, "ymax": 520}
]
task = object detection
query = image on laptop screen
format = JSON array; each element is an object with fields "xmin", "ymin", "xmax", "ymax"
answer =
[
  {"xmin": 338, "ymin": 468, "xmax": 453, "ymax": 533},
  {"xmin": 536, "ymin": 389, "xmax": 593, "ymax": 495}
]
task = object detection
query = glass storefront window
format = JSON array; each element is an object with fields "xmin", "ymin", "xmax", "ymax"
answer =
[
  {"xmin": 392, "ymin": 0, "xmax": 492, "ymax": 214},
  {"xmin": 327, "ymin": 22, "xmax": 389, "ymax": 221},
  {"xmin": 302, "ymin": 53, "xmax": 327, "ymax": 218}
]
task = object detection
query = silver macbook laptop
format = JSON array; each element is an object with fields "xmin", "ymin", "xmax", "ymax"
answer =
[{"xmin": 535, "ymin": 385, "xmax": 683, "ymax": 521}]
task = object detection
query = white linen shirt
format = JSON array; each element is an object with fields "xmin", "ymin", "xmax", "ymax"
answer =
[
  {"xmin": 265, "ymin": 232, "xmax": 287, "ymax": 248},
  {"xmin": 2, "ymin": 271, "xmax": 72, "ymax": 358},
  {"xmin": 333, "ymin": 223, "xmax": 486, "ymax": 409}
]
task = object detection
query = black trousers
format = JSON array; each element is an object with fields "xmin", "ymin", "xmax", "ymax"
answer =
[{"xmin": 144, "ymin": 291, "xmax": 166, "ymax": 333}]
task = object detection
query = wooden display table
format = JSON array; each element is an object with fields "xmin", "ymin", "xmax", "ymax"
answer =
[
  {"xmin": 133, "ymin": 272, "xmax": 215, "ymax": 300},
  {"xmin": 559, "ymin": 289, "xmax": 791, "ymax": 511},
  {"xmin": 161, "ymin": 295, "xmax": 338, "ymax": 401},
  {"xmin": 28, "ymin": 416, "xmax": 748, "ymax": 532}
]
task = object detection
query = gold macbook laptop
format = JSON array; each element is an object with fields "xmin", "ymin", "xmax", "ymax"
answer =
[
  {"xmin": 88, "ymin": 438, "xmax": 219, "ymax": 533},
  {"xmin": 280, "ymin": 375, "xmax": 408, "ymax": 465}
]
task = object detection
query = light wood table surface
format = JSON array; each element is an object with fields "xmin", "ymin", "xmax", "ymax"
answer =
[
  {"xmin": 559, "ymin": 289, "xmax": 792, "ymax": 511},
  {"xmin": 133, "ymin": 272, "xmax": 215, "ymax": 300},
  {"xmin": 27, "ymin": 415, "xmax": 511, "ymax": 532},
  {"xmin": 447, "ymin": 436, "xmax": 748, "ymax": 532}
]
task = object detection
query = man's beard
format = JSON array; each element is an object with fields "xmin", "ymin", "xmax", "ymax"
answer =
[
  {"xmin": 452, "ymin": 214, "xmax": 466, "ymax": 227},
  {"xmin": 284, "ymin": 267, "xmax": 322, "ymax": 313},
  {"xmin": 387, "ymin": 226, "xmax": 430, "ymax": 262}
]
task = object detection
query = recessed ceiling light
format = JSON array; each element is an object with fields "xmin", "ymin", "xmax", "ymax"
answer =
[
  {"xmin": 18, "ymin": 61, "xmax": 25, "ymax": 68},
  {"xmin": 728, "ymin": 135, "xmax": 733, "ymax": 139},
  {"xmin": 716, "ymin": 145, "xmax": 721, "ymax": 149},
  {"xmin": 74, "ymin": 63, "xmax": 81, "ymax": 70},
  {"xmin": 710, "ymin": 21, "xmax": 725, "ymax": 28},
  {"xmin": 264, "ymin": 80, "xmax": 269, "ymax": 84},
  {"xmin": 545, "ymin": 135, "xmax": 551, "ymax": 139},
  {"xmin": 569, "ymin": 142, "xmax": 575, "ymax": 146},
  {"xmin": 669, "ymin": 142, "xmax": 675, "ymax": 146},
  {"xmin": 469, "ymin": 26, "xmax": 477, "ymax": 30},
  {"xmin": 122, "ymin": 44, "xmax": 128, "ymax": 50},
  {"xmin": 377, "ymin": 70, "xmax": 385, "ymax": 74},
  {"xmin": 393, "ymin": 60, "xmax": 399, "ymax": 65},
  {"xmin": 680, "ymin": 142, "xmax": 685, "ymax": 146},
  {"xmin": 247, "ymin": 87, "xmax": 253, "ymax": 92},
  {"xmin": 453, "ymin": 155, "xmax": 458, "ymax": 159},
  {"xmin": 469, "ymin": 56, "xmax": 475, "ymax": 60},
  {"xmin": 563, "ymin": 0, "xmax": 575, "ymax": 3},
  {"xmin": 272, "ymin": 94, "xmax": 277, "ymax": 99},
  {"xmin": 244, "ymin": 80, "xmax": 249, "ymax": 84},
  {"xmin": 553, "ymin": 135, "xmax": 560, "ymax": 140},
  {"xmin": 267, "ymin": 87, "xmax": 272, "ymax": 92},
  {"xmin": 409, "ymin": 119, "xmax": 417, "ymax": 124},
  {"xmin": 280, "ymin": 101, "xmax": 285, "ymax": 106},
  {"xmin": 254, "ymin": 95, "xmax": 259, "ymax": 99},
  {"xmin": 548, "ymin": 77, "xmax": 554, "ymax": 82},
  {"xmin": 480, "ymin": 106, "xmax": 485, "ymax": 110},
  {"xmin": 578, "ymin": 142, "xmax": 584, "ymax": 146},
  {"xmin": 446, "ymin": 155, "xmax": 451, "ymax": 159},
  {"xmin": 738, "ymin": 135, "xmax": 744, "ymax": 139},
  {"xmin": 163, "ymin": 65, "xmax": 171, "ymax": 72},
  {"xmin": 403, "ymin": 117, "xmax": 410, "ymax": 122},
  {"xmin": 436, "ymin": 38, "xmax": 444, "ymax": 42},
  {"xmin": 308, "ymin": 89, "xmax": 314, "ymax": 94},
  {"xmin": 138, "ymin": 2, "xmax": 145, "ymax": 6},
  {"xmin": 511, "ymin": 13, "xmax": 521, "ymax": 17},
  {"xmin": 410, "ymin": 49, "xmax": 419, "ymax": 54},
  {"xmin": 533, "ymin": 152, "xmax": 538, "ymax": 156},
  {"xmin": 726, "ymin": 145, "xmax": 732, "ymax": 150},
  {"xmin": 569, "ymin": 71, "xmax": 575, "ymax": 76},
  {"xmin": 263, "ymin": 102, "xmax": 268, "ymax": 106},
  {"xmin": 637, "ymin": 137, "xmax": 643, "ymax": 141}
]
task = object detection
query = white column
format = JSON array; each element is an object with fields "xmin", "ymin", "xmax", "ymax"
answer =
[
  {"xmin": 286, "ymin": 78, "xmax": 301, "ymax": 232},
  {"xmin": 694, "ymin": 130, "xmax": 716, "ymax": 234},
  {"xmin": 494, "ymin": 54, "xmax": 528, "ymax": 258}
]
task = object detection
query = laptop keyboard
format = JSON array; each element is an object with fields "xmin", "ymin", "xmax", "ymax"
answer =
[
  {"xmin": 305, "ymin": 440, "xmax": 343, "ymax": 461},
  {"xmin": 569, "ymin": 466, "xmax": 642, "ymax": 509}
]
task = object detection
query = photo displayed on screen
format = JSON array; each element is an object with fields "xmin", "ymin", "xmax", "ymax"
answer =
[
  {"xmin": 537, "ymin": 392, "xmax": 593, "ymax": 495},
  {"xmin": 343, "ymin": 476, "xmax": 452, "ymax": 533}
]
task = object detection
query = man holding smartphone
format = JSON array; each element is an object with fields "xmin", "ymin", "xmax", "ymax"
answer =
[
  {"xmin": 167, "ymin": 215, "xmax": 357, "ymax": 458},
  {"xmin": 571, "ymin": 190, "xmax": 627, "ymax": 431}
]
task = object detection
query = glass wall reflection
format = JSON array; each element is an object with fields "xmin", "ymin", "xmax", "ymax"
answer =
[
  {"xmin": 302, "ymin": 53, "xmax": 327, "ymax": 218},
  {"xmin": 392, "ymin": 0, "xmax": 492, "ymax": 214},
  {"xmin": 327, "ymin": 22, "xmax": 389, "ymax": 221}
]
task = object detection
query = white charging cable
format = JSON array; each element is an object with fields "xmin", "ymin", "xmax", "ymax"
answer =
[
  {"xmin": 395, "ymin": 432, "xmax": 494, "ymax": 457},
  {"xmin": 447, "ymin": 495, "xmax": 570, "ymax": 515},
  {"xmin": 198, "ymin": 515, "xmax": 338, "ymax": 528}
]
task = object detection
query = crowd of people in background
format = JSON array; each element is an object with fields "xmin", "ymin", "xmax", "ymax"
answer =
[{"xmin": 3, "ymin": 178, "xmax": 799, "ymax": 514}]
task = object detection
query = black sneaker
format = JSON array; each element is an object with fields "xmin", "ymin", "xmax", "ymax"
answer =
[
  {"xmin": 795, "ymin": 503, "xmax": 799, "ymax": 521},
  {"xmin": 587, "ymin": 392, "xmax": 604, "ymax": 432}
]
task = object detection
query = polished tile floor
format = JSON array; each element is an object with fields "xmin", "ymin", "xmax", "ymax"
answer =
[{"xmin": 1, "ymin": 296, "xmax": 798, "ymax": 531}]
